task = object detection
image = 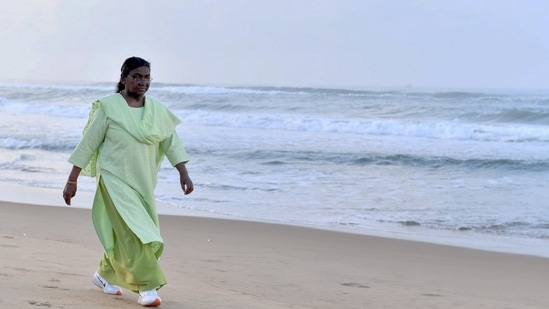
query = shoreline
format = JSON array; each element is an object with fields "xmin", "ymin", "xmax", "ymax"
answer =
[{"xmin": 1, "ymin": 181, "xmax": 548, "ymax": 258}]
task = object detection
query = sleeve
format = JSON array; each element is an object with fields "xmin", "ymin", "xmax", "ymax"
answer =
[
  {"xmin": 160, "ymin": 131, "xmax": 189, "ymax": 166},
  {"xmin": 68, "ymin": 107, "xmax": 108, "ymax": 169}
]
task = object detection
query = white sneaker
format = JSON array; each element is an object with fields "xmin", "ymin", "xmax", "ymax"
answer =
[
  {"xmin": 92, "ymin": 271, "xmax": 122, "ymax": 295},
  {"xmin": 137, "ymin": 289, "xmax": 161, "ymax": 307}
]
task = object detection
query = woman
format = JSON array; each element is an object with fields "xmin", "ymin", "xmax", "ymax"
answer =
[{"xmin": 62, "ymin": 56, "xmax": 193, "ymax": 307}]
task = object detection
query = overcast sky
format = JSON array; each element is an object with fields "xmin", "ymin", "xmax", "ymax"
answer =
[{"xmin": 1, "ymin": 0, "xmax": 548, "ymax": 89}]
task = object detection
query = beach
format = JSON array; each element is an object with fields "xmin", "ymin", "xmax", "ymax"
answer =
[
  {"xmin": 1, "ymin": 83, "xmax": 549, "ymax": 308},
  {"xmin": 1, "ymin": 199, "xmax": 548, "ymax": 309},
  {"xmin": 2, "ymin": 2, "xmax": 549, "ymax": 307}
]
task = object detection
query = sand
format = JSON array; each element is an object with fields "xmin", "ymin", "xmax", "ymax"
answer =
[{"xmin": 1, "ymin": 200, "xmax": 548, "ymax": 309}]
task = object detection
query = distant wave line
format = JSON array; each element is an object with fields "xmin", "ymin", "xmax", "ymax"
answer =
[
  {"xmin": 177, "ymin": 111, "xmax": 549, "ymax": 142},
  {"xmin": 4, "ymin": 82, "xmax": 546, "ymax": 99},
  {"xmin": 219, "ymin": 149, "xmax": 549, "ymax": 171}
]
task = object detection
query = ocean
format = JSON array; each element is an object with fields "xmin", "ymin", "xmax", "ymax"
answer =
[{"xmin": 1, "ymin": 82, "xmax": 548, "ymax": 256}]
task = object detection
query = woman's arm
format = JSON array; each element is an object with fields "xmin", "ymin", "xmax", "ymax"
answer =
[
  {"xmin": 160, "ymin": 131, "xmax": 193, "ymax": 195},
  {"xmin": 175, "ymin": 162, "xmax": 193, "ymax": 195},
  {"xmin": 63, "ymin": 165, "xmax": 82, "ymax": 205}
]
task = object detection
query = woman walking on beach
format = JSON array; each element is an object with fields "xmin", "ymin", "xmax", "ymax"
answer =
[{"xmin": 62, "ymin": 56, "xmax": 193, "ymax": 307}]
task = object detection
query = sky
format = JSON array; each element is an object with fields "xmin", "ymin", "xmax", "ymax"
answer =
[{"xmin": 1, "ymin": 0, "xmax": 548, "ymax": 89}]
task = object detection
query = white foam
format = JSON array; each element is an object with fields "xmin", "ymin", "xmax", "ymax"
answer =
[{"xmin": 174, "ymin": 110, "xmax": 549, "ymax": 142}]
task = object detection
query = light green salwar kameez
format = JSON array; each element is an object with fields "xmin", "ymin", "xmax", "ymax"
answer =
[{"xmin": 69, "ymin": 93, "xmax": 189, "ymax": 292}]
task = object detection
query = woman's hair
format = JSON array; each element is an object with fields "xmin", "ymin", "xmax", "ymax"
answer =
[{"xmin": 116, "ymin": 56, "xmax": 151, "ymax": 93}]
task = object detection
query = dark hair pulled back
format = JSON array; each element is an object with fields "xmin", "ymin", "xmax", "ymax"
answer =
[{"xmin": 116, "ymin": 56, "xmax": 151, "ymax": 93}]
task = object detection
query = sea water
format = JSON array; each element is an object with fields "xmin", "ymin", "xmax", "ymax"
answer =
[{"xmin": 1, "ymin": 83, "xmax": 548, "ymax": 256}]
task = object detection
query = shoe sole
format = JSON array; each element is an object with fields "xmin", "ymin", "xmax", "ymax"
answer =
[{"xmin": 139, "ymin": 298, "xmax": 161, "ymax": 307}]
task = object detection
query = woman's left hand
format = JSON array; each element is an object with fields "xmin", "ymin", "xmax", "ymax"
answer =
[
  {"xmin": 180, "ymin": 174, "xmax": 194, "ymax": 195},
  {"xmin": 175, "ymin": 162, "xmax": 194, "ymax": 195}
]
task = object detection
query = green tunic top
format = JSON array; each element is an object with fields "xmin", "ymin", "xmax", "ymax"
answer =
[{"xmin": 69, "ymin": 93, "xmax": 189, "ymax": 257}]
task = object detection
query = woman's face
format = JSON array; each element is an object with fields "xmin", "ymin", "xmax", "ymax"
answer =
[{"xmin": 123, "ymin": 66, "xmax": 151, "ymax": 96}]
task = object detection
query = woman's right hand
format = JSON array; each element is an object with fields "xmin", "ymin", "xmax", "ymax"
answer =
[
  {"xmin": 64, "ymin": 166, "xmax": 82, "ymax": 206},
  {"xmin": 63, "ymin": 183, "xmax": 77, "ymax": 206}
]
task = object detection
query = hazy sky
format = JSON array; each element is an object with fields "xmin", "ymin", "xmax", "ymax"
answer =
[{"xmin": 1, "ymin": 0, "xmax": 548, "ymax": 89}]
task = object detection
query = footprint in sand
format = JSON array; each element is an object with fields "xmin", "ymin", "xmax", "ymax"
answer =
[
  {"xmin": 341, "ymin": 282, "xmax": 369, "ymax": 288},
  {"xmin": 28, "ymin": 300, "xmax": 52, "ymax": 307}
]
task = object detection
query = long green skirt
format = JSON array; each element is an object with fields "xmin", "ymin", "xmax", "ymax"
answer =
[{"xmin": 96, "ymin": 179, "xmax": 167, "ymax": 292}]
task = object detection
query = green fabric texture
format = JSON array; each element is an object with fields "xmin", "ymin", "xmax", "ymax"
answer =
[
  {"xmin": 98, "ymin": 179, "xmax": 167, "ymax": 292},
  {"xmin": 79, "ymin": 93, "xmax": 184, "ymax": 177},
  {"xmin": 80, "ymin": 100, "xmax": 101, "ymax": 177},
  {"xmin": 68, "ymin": 93, "xmax": 189, "ymax": 291}
]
